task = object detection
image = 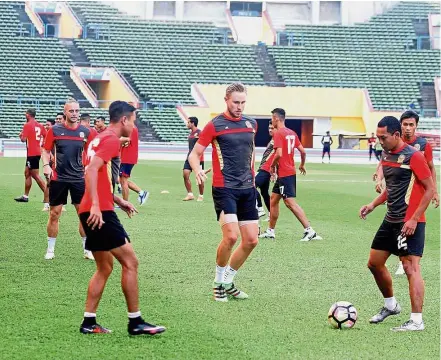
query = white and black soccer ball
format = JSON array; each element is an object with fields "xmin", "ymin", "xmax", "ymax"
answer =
[{"xmin": 328, "ymin": 301, "xmax": 357, "ymax": 329}]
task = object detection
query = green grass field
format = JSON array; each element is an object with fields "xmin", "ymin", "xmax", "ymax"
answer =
[{"xmin": 1, "ymin": 157, "xmax": 439, "ymax": 359}]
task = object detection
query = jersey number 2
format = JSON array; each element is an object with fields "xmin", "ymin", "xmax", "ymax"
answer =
[
  {"xmin": 286, "ymin": 135, "xmax": 296, "ymax": 155},
  {"xmin": 35, "ymin": 127, "xmax": 43, "ymax": 146}
]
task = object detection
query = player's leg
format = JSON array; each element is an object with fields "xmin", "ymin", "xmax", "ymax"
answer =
[
  {"xmin": 72, "ymin": 181, "xmax": 94, "ymax": 260},
  {"xmin": 182, "ymin": 163, "xmax": 194, "ymax": 200},
  {"xmin": 392, "ymin": 223, "xmax": 425, "ymax": 331},
  {"xmin": 80, "ymin": 250, "xmax": 114, "ymax": 334},
  {"xmin": 30, "ymin": 168, "xmax": 46, "ymax": 193},
  {"xmin": 120, "ymin": 175, "xmax": 130, "ymax": 201},
  {"xmin": 327, "ymin": 148, "xmax": 331, "ymax": 162},
  {"xmin": 211, "ymin": 187, "xmax": 239, "ymax": 301},
  {"xmin": 15, "ymin": 162, "xmax": 32, "ymax": 202},
  {"xmin": 46, "ymin": 204, "xmax": 63, "ymax": 259},
  {"xmin": 222, "ymin": 188, "xmax": 259, "ymax": 300},
  {"xmin": 367, "ymin": 248, "xmax": 402, "ymax": 323},
  {"xmin": 128, "ymin": 180, "xmax": 149, "ymax": 205},
  {"xmin": 368, "ymin": 221, "xmax": 402, "ymax": 323},
  {"xmin": 369, "ymin": 147, "xmax": 373, "ymax": 160},
  {"xmin": 260, "ymin": 188, "xmax": 282, "ymax": 238},
  {"xmin": 322, "ymin": 149, "xmax": 325, "ymax": 163},
  {"xmin": 112, "ymin": 242, "xmax": 166, "ymax": 335}
]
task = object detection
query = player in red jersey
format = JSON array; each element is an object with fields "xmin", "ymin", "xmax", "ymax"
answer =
[
  {"xmin": 360, "ymin": 116, "xmax": 434, "ymax": 331},
  {"xmin": 14, "ymin": 108, "xmax": 47, "ymax": 203},
  {"xmin": 189, "ymin": 83, "xmax": 258, "ymax": 302},
  {"xmin": 119, "ymin": 125, "xmax": 149, "ymax": 204},
  {"xmin": 260, "ymin": 108, "xmax": 321, "ymax": 241},
  {"xmin": 80, "ymin": 113, "xmax": 98, "ymax": 165},
  {"xmin": 79, "ymin": 101, "xmax": 165, "ymax": 336},
  {"xmin": 374, "ymin": 110, "xmax": 439, "ymax": 275}
]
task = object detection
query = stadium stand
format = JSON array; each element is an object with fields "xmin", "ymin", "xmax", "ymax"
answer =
[
  {"xmin": 0, "ymin": 0, "xmax": 438, "ymax": 142},
  {"xmin": 0, "ymin": 3, "xmax": 106, "ymax": 137},
  {"xmin": 69, "ymin": 0, "xmax": 264, "ymax": 141},
  {"xmin": 269, "ymin": 1, "xmax": 441, "ymax": 112}
]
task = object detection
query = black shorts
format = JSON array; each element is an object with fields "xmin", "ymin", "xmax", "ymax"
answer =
[
  {"xmin": 49, "ymin": 180, "xmax": 85, "ymax": 206},
  {"xmin": 183, "ymin": 160, "xmax": 204, "ymax": 171},
  {"xmin": 371, "ymin": 220, "xmax": 425, "ymax": 257},
  {"xmin": 322, "ymin": 144, "xmax": 331, "ymax": 154},
  {"xmin": 272, "ymin": 175, "xmax": 296, "ymax": 199},
  {"xmin": 120, "ymin": 163, "xmax": 135, "ymax": 178},
  {"xmin": 255, "ymin": 170, "xmax": 271, "ymax": 189},
  {"xmin": 26, "ymin": 156, "xmax": 40, "ymax": 170},
  {"xmin": 79, "ymin": 211, "xmax": 130, "ymax": 252},
  {"xmin": 212, "ymin": 187, "xmax": 258, "ymax": 222}
]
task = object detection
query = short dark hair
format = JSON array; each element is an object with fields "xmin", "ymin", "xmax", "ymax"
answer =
[
  {"xmin": 271, "ymin": 108, "xmax": 285, "ymax": 120},
  {"xmin": 27, "ymin": 108, "xmax": 36, "ymax": 117},
  {"xmin": 377, "ymin": 116, "xmax": 402, "ymax": 136},
  {"xmin": 95, "ymin": 116, "xmax": 106, "ymax": 123},
  {"xmin": 56, "ymin": 112, "xmax": 64, "ymax": 117},
  {"xmin": 46, "ymin": 118, "xmax": 55, "ymax": 125},
  {"xmin": 109, "ymin": 101, "xmax": 136, "ymax": 123},
  {"xmin": 326, "ymin": 131, "xmax": 330, "ymax": 134},
  {"xmin": 188, "ymin": 116, "xmax": 198, "ymax": 127},
  {"xmin": 80, "ymin": 113, "xmax": 90, "ymax": 121},
  {"xmin": 400, "ymin": 110, "xmax": 419, "ymax": 125}
]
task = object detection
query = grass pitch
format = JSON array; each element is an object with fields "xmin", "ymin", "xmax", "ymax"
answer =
[{"xmin": 0, "ymin": 157, "xmax": 439, "ymax": 359}]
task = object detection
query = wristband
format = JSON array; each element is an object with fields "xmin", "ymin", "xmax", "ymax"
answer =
[{"xmin": 43, "ymin": 164, "xmax": 50, "ymax": 167}]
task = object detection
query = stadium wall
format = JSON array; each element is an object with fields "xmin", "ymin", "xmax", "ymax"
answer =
[
  {"xmin": 59, "ymin": 3, "xmax": 82, "ymax": 38},
  {"xmin": 99, "ymin": 69, "xmax": 139, "ymax": 108},
  {"xmin": 182, "ymin": 84, "xmax": 404, "ymax": 149}
]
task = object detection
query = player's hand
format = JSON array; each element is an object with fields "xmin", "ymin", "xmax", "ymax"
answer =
[
  {"xmin": 375, "ymin": 181, "xmax": 384, "ymax": 194},
  {"xmin": 372, "ymin": 173, "xmax": 378, "ymax": 181},
  {"xmin": 87, "ymin": 204, "xmax": 105, "ymax": 230},
  {"xmin": 432, "ymin": 192, "xmax": 440, "ymax": 208},
  {"xmin": 195, "ymin": 170, "xmax": 207, "ymax": 185},
  {"xmin": 43, "ymin": 165, "xmax": 52, "ymax": 181},
  {"xmin": 270, "ymin": 173, "xmax": 277, "ymax": 183},
  {"xmin": 299, "ymin": 165, "xmax": 306, "ymax": 175},
  {"xmin": 359, "ymin": 203, "xmax": 374, "ymax": 220},
  {"xmin": 119, "ymin": 200, "xmax": 138, "ymax": 218},
  {"xmin": 401, "ymin": 219, "xmax": 417, "ymax": 236}
]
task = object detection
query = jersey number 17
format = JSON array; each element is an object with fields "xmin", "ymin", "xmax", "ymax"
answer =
[{"xmin": 286, "ymin": 135, "xmax": 296, "ymax": 155}]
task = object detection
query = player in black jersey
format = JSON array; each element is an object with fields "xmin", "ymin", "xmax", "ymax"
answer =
[
  {"xmin": 321, "ymin": 131, "xmax": 333, "ymax": 163},
  {"xmin": 182, "ymin": 117, "xmax": 211, "ymax": 201},
  {"xmin": 255, "ymin": 123, "xmax": 275, "ymax": 219}
]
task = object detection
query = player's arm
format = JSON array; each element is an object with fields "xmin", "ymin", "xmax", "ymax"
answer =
[
  {"xmin": 374, "ymin": 162, "xmax": 384, "ymax": 193},
  {"xmin": 42, "ymin": 128, "xmax": 55, "ymax": 179},
  {"xmin": 330, "ymin": 137, "xmax": 333, "ymax": 145},
  {"xmin": 321, "ymin": 136, "xmax": 324, "ymax": 145},
  {"xmin": 297, "ymin": 143, "xmax": 307, "ymax": 175},
  {"xmin": 189, "ymin": 143, "xmax": 207, "ymax": 185},
  {"xmin": 84, "ymin": 155, "xmax": 105, "ymax": 229},
  {"xmin": 359, "ymin": 189, "xmax": 388, "ymax": 220},
  {"xmin": 19, "ymin": 123, "xmax": 28, "ymax": 142},
  {"xmin": 424, "ymin": 142, "xmax": 439, "ymax": 208},
  {"xmin": 114, "ymin": 195, "xmax": 138, "ymax": 218}
]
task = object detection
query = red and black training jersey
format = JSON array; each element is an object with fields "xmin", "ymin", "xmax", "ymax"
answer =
[
  {"xmin": 382, "ymin": 144, "xmax": 431, "ymax": 223},
  {"xmin": 44, "ymin": 123, "xmax": 91, "ymax": 182},
  {"xmin": 198, "ymin": 112, "xmax": 257, "ymax": 189},
  {"xmin": 187, "ymin": 128, "xmax": 203, "ymax": 161},
  {"xmin": 259, "ymin": 139, "xmax": 275, "ymax": 172},
  {"xmin": 405, "ymin": 136, "xmax": 433, "ymax": 163}
]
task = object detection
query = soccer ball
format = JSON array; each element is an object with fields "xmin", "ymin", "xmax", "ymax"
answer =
[{"xmin": 328, "ymin": 301, "xmax": 357, "ymax": 329}]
